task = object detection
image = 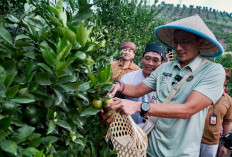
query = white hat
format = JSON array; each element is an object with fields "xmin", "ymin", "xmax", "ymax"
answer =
[{"xmin": 154, "ymin": 14, "xmax": 223, "ymax": 58}]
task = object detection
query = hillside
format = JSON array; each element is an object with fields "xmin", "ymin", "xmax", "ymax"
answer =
[{"xmin": 152, "ymin": 3, "xmax": 232, "ymax": 51}]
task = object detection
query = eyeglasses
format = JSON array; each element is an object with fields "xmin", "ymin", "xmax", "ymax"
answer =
[{"xmin": 172, "ymin": 39, "xmax": 196, "ymax": 48}]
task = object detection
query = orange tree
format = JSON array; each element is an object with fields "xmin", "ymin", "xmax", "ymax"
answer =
[
  {"xmin": 0, "ymin": 0, "xmax": 117, "ymax": 156},
  {"xmin": 95, "ymin": 0, "xmax": 166, "ymax": 64}
]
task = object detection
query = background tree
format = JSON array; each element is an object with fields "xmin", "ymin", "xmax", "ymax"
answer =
[
  {"xmin": 95, "ymin": 0, "xmax": 166, "ymax": 64},
  {"xmin": 0, "ymin": 0, "xmax": 116, "ymax": 156}
]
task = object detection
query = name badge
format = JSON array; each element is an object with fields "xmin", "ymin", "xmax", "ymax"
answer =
[
  {"xmin": 209, "ymin": 113, "xmax": 217, "ymax": 125},
  {"xmin": 186, "ymin": 75, "xmax": 194, "ymax": 82},
  {"xmin": 162, "ymin": 72, "xmax": 172, "ymax": 77}
]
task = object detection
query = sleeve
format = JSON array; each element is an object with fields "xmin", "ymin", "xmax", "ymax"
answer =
[
  {"xmin": 120, "ymin": 74, "xmax": 127, "ymax": 83},
  {"xmin": 223, "ymin": 95, "xmax": 232, "ymax": 123},
  {"xmin": 194, "ymin": 63, "xmax": 225, "ymax": 104},
  {"xmin": 142, "ymin": 64, "xmax": 165, "ymax": 91}
]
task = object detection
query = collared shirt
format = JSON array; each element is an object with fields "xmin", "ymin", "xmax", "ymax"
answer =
[
  {"xmin": 143, "ymin": 55, "xmax": 225, "ymax": 157},
  {"xmin": 120, "ymin": 69, "xmax": 154, "ymax": 124},
  {"xmin": 111, "ymin": 59, "xmax": 140, "ymax": 81},
  {"xmin": 201, "ymin": 92, "xmax": 232, "ymax": 145}
]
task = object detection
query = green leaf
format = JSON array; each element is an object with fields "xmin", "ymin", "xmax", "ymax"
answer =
[
  {"xmin": 15, "ymin": 34, "xmax": 30, "ymax": 40},
  {"xmin": 56, "ymin": 44, "xmax": 72, "ymax": 62},
  {"xmin": 55, "ymin": 0, "xmax": 63, "ymax": 14},
  {"xmin": 55, "ymin": 61, "xmax": 68, "ymax": 76},
  {"xmin": 54, "ymin": 89, "xmax": 62, "ymax": 105},
  {"xmin": 73, "ymin": 8, "xmax": 93, "ymax": 22},
  {"xmin": 4, "ymin": 71, "xmax": 17, "ymax": 88},
  {"xmin": 73, "ymin": 139, "xmax": 85, "ymax": 147},
  {"xmin": 10, "ymin": 95, "xmax": 35, "ymax": 104},
  {"xmin": 47, "ymin": 120, "xmax": 56, "ymax": 135},
  {"xmin": 76, "ymin": 23, "xmax": 88, "ymax": 47},
  {"xmin": 77, "ymin": 82, "xmax": 90, "ymax": 92},
  {"xmin": 96, "ymin": 64, "xmax": 112, "ymax": 83},
  {"xmin": 75, "ymin": 51, "xmax": 86, "ymax": 62},
  {"xmin": 56, "ymin": 26, "xmax": 76, "ymax": 46},
  {"xmin": 0, "ymin": 66, "xmax": 6, "ymax": 83},
  {"xmin": 0, "ymin": 25, "xmax": 13, "ymax": 45},
  {"xmin": 35, "ymin": 73, "xmax": 51, "ymax": 85},
  {"xmin": 56, "ymin": 120, "xmax": 72, "ymax": 131},
  {"xmin": 0, "ymin": 140, "xmax": 17, "ymax": 155},
  {"xmin": 6, "ymin": 14, "xmax": 20, "ymax": 23},
  {"xmin": 38, "ymin": 63, "xmax": 53, "ymax": 74},
  {"xmin": 26, "ymin": 71, "xmax": 35, "ymax": 83},
  {"xmin": 34, "ymin": 149, "xmax": 46, "ymax": 157},
  {"xmin": 75, "ymin": 93, "xmax": 89, "ymax": 102},
  {"xmin": 24, "ymin": 52, "xmax": 35, "ymax": 59},
  {"xmin": 0, "ymin": 130, "xmax": 8, "ymax": 141},
  {"xmin": 25, "ymin": 60, "xmax": 37, "ymax": 76},
  {"xmin": 6, "ymin": 85, "xmax": 19, "ymax": 98},
  {"xmin": 58, "ymin": 83, "xmax": 77, "ymax": 92},
  {"xmin": 40, "ymin": 42, "xmax": 56, "ymax": 67},
  {"xmin": 47, "ymin": 6, "xmax": 59, "ymax": 17},
  {"xmin": 0, "ymin": 117, "xmax": 12, "ymax": 130},
  {"xmin": 16, "ymin": 126, "xmax": 35, "ymax": 139},
  {"xmin": 80, "ymin": 107, "xmax": 99, "ymax": 117},
  {"xmin": 46, "ymin": 14, "xmax": 62, "ymax": 27},
  {"xmin": 42, "ymin": 136, "xmax": 58, "ymax": 145},
  {"xmin": 23, "ymin": 147, "xmax": 39, "ymax": 156}
]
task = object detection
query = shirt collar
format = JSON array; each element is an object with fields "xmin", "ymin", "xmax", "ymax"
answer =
[
  {"xmin": 173, "ymin": 55, "xmax": 203, "ymax": 72},
  {"xmin": 118, "ymin": 59, "xmax": 135, "ymax": 70}
]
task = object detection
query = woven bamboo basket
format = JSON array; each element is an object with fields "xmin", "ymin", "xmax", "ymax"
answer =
[{"xmin": 105, "ymin": 113, "xmax": 148, "ymax": 157}]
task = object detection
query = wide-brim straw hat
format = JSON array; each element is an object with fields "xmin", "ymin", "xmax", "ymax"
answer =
[{"xmin": 154, "ymin": 14, "xmax": 223, "ymax": 58}]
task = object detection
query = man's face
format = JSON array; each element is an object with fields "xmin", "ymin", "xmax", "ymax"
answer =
[
  {"xmin": 121, "ymin": 47, "xmax": 135, "ymax": 61},
  {"xmin": 173, "ymin": 30, "xmax": 201, "ymax": 66},
  {"xmin": 141, "ymin": 52, "xmax": 162, "ymax": 76}
]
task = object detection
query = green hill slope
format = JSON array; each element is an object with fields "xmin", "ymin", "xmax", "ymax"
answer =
[{"xmin": 153, "ymin": 3, "xmax": 232, "ymax": 51}]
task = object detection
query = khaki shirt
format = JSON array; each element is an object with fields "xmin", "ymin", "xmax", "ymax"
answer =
[
  {"xmin": 201, "ymin": 92, "xmax": 232, "ymax": 145},
  {"xmin": 110, "ymin": 59, "xmax": 140, "ymax": 81}
]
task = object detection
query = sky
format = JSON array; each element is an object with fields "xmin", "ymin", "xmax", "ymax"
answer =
[{"xmin": 155, "ymin": 0, "xmax": 232, "ymax": 13}]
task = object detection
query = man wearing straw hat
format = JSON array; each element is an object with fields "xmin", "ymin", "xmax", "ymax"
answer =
[{"xmin": 102, "ymin": 14, "xmax": 225, "ymax": 156}]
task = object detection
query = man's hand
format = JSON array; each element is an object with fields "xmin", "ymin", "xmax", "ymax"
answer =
[
  {"xmin": 107, "ymin": 83, "xmax": 121, "ymax": 98},
  {"xmin": 165, "ymin": 52, "xmax": 174, "ymax": 62},
  {"xmin": 98, "ymin": 109, "xmax": 115, "ymax": 125},
  {"xmin": 105, "ymin": 97, "xmax": 141, "ymax": 115},
  {"xmin": 218, "ymin": 146, "xmax": 227, "ymax": 157}
]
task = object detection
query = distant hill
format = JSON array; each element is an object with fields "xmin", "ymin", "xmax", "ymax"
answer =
[{"xmin": 152, "ymin": 2, "xmax": 232, "ymax": 51}]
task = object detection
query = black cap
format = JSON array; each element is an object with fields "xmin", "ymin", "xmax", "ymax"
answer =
[{"xmin": 143, "ymin": 43, "xmax": 166, "ymax": 61}]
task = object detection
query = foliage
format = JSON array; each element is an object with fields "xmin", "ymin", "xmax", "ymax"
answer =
[
  {"xmin": 214, "ymin": 52, "xmax": 232, "ymax": 95},
  {"xmin": 95, "ymin": 0, "xmax": 166, "ymax": 65},
  {"xmin": 0, "ymin": 0, "xmax": 116, "ymax": 156}
]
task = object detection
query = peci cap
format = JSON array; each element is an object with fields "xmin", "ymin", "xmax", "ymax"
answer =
[
  {"xmin": 154, "ymin": 14, "xmax": 223, "ymax": 58},
  {"xmin": 143, "ymin": 42, "xmax": 166, "ymax": 61},
  {"xmin": 120, "ymin": 41, "xmax": 136, "ymax": 54}
]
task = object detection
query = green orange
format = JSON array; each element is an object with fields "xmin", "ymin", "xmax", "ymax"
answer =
[
  {"xmin": 1, "ymin": 101, "xmax": 18, "ymax": 114},
  {"xmin": 103, "ymin": 98, "xmax": 114, "ymax": 108},
  {"xmin": 92, "ymin": 99, "xmax": 103, "ymax": 109}
]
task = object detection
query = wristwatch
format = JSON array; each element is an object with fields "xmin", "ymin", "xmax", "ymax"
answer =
[{"xmin": 140, "ymin": 102, "xmax": 150, "ymax": 117}]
